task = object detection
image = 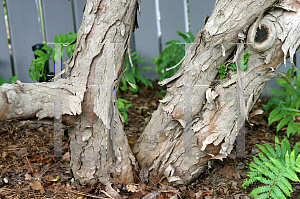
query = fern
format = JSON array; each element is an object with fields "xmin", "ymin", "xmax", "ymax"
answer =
[
  {"xmin": 242, "ymin": 137, "xmax": 300, "ymax": 198},
  {"xmin": 263, "ymin": 68, "xmax": 300, "ymax": 137}
]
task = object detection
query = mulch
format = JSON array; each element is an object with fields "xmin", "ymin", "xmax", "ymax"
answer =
[{"xmin": 0, "ymin": 81, "xmax": 299, "ymax": 198}]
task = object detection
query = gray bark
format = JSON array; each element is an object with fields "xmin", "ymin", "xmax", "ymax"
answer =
[
  {"xmin": 1, "ymin": 0, "xmax": 300, "ymax": 188},
  {"xmin": 66, "ymin": 0, "xmax": 139, "ymax": 185},
  {"xmin": 133, "ymin": 0, "xmax": 300, "ymax": 186},
  {"xmin": 0, "ymin": 0, "xmax": 139, "ymax": 186}
]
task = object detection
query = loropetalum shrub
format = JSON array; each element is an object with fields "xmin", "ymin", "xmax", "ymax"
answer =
[{"xmin": 263, "ymin": 68, "xmax": 300, "ymax": 137}]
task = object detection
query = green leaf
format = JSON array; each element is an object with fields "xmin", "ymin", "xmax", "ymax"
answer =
[
  {"xmin": 125, "ymin": 72, "xmax": 136, "ymax": 85},
  {"xmin": 54, "ymin": 34, "xmax": 62, "ymax": 43},
  {"xmin": 244, "ymin": 52, "xmax": 251, "ymax": 58},
  {"xmin": 296, "ymin": 97, "xmax": 300, "ymax": 110},
  {"xmin": 276, "ymin": 78, "xmax": 289, "ymax": 87},
  {"xmin": 268, "ymin": 106, "xmax": 282, "ymax": 125},
  {"xmin": 9, "ymin": 76, "xmax": 18, "ymax": 84},
  {"xmin": 71, "ymin": 43, "xmax": 76, "ymax": 52},
  {"xmin": 269, "ymin": 89, "xmax": 287, "ymax": 96},
  {"xmin": 0, "ymin": 78, "xmax": 7, "ymax": 86},
  {"xmin": 287, "ymin": 121, "xmax": 298, "ymax": 137},
  {"xmin": 122, "ymin": 111, "xmax": 128, "ymax": 123},
  {"xmin": 232, "ymin": 63, "xmax": 237, "ymax": 70},
  {"xmin": 129, "ymin": 85, "xmax": 138, "ymax": 93},
  {"xmin": 34, "ymin": 50, "xmax": 46, "ymax": 57},
  {"xmin": 130, "ymin": 51, "xmax": 137, "ymax": 57},
  {"xmin": 290, "ymin": 93, "xmax": 298, "ymax": 109},
  {"xmin": 67, "ymin": 45, "xmax": 72, "ymax": 58},
  {"xmin": 276, "ymin": 115, "xmax": 292, "ymax": 133},
  {"xmin": 42, "ymin": 44, "xmax": 53, "ymax": 53},
  {"xmin": 133, "ymin": 59, "xmax": 146, "ymax": 65},
  {"xmin": 118, "ymin": 98, "xmax": 129, "ymax": 103},
  {"xmin": 165, "ymin": 40, "xmax": 180, "ymax": 45},
  {"xmin": 269, "ymin": 111, "xmax": 286, "ymax": 126},
  {"xmin": 177, "ymin": 30, "xmax": 190, "ymax": 43},
  {"xmin": 124, "ymin": 104, "xmax": 132, "ymax": 110},
  {"xmin": 186, "ymin": 32, "xmax": 195, "ymax": 42}
]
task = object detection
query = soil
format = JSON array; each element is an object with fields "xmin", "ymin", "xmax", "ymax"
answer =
[{"xmin": 0, "ymin": 81, "xmax": 300, "ymax": 199}]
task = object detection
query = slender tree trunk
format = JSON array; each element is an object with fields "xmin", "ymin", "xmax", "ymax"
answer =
[{"xmin": 133, "ymin": 0, "xmax": 300, "ymax": 186}]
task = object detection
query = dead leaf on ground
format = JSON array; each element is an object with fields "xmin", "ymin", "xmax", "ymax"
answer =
[
  {"xmin": 25, "ymin": 173, "xmax": 32, "ymax": 180},
  {"xmin": 126, "ymin": 184, "xmax": 139, "ymax": 192},
  {"xmin": 249, "ymin": 109, "xmax": 264, "ymax": 118},
  {"xmin": 62, "ymin": 152, "xmax": 70, "ymax": 161},
  {"xmin": 30, "ymin": 181, "xmax": 45, "ymax": 194}
]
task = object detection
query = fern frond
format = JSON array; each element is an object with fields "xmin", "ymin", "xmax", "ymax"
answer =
[{"xmin": 242, "ymin": 137, "xmax": 300, "ymax": 198}]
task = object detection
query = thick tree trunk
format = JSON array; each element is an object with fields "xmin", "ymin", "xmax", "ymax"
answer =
[
  {"xmin": 66, "ymin": 0, "xmax": 139, "ymax": 185},
  {"xmin": 0, "ymin": 0, "xmax": 139, "ymax": 186},
  {"xmin": 133, "ymin": 0, "xmax": 300, "ymax": 186}
]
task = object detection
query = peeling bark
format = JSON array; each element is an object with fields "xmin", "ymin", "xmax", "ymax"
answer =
[
  {"xmin": 66, "ymin": 0, "xmax": 139, "ymax": 185},
  {"xmin": 0, "ymin": 0, "xmax": 139, "ymax": 186},
  {"xmin": 1, "ymin": 0, "xmax": 300, "ymax": 188},
  {"xmin": 133, "ymin": 0, "xmax": 300, "ymax": 186}
]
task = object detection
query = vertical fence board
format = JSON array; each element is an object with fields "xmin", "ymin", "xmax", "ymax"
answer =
[
  {"xmin": 160, "ymin": 0, "xmax": 186, "ymax": 49},
  {"xmin": 42, "ymin": 0, "xmax": 75, "ymax": 75},
  {"xmin": 0, "ymin": 0, "xmax": 12, "ymax": 81},
  {"xmin": 73, "ymin": 0, "xmax": 85, "ymax": 32},
  {"xmin": 42, "ymin": 1, "xmax": 75, "ymax": 41},
  {"xmin": 6, "ymin": 0, "xmax": 43, "ymax": 83},
  {"xmin": 189, "ymin": 0, "xmax": 215, "ymax": 35},
  {"xmin": 134, "ymin": 0, "xmax": 160, "ymax": 80}
]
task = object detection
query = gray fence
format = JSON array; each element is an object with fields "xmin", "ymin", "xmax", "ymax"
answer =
[{"xmin": 0, "ymin": 0, "xmax": 299, "ymax": 99}]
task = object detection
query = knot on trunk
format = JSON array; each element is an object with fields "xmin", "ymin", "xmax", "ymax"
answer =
[{"xmin": 247, "ymin": 18, "xmax": 276, "ymax": 52}]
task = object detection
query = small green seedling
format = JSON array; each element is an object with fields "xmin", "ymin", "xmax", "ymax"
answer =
[
  {"xmin": 217, "ymin": 52, "xmax": 250, "ymax": 79},
  {"xmin": 117, "ymin": 98, "xmax": 132, "ymax": 123}
]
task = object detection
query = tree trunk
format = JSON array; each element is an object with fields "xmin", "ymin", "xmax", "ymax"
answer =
[
  {"xmin": 65, "ymin": 0, "xmax": 139, "ymax": 185},
  {"xmin": 133, "ymin": 0, "xmax": 300, "ymax": 186},
  {"xmin": 1, "ymin": 0, "xmax": 300, "ymax": 188},
  {"xmin": 0, "ymin": 0, "xmax": 139, "ymax": 186}
]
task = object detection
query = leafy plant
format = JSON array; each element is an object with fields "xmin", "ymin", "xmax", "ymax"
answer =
[
  {"xmin": 263, "ymin": 68, "xmax": 300, "ymax": 137},
  {"xmin": 152, "ymin": 30, "xmax": 195, "ymax": 82},
  {"xmin": 117, "ymin": 98, "xmax": 132, "ymax": 123},
  {"xmin": 120, "ymin": 50, "xmax": 153, "ymax": 93},
  {"xmin": 29, "ymin": 45, "xmax": 53, "ymax": 81},
  {"xmin": 0, "ymin": 75, "xmax": 18, "ymax": 86},
  {"xmin": 156, "ymin": 90, "xmax": 167, "ymax": 98},
  {"xmin": 242, "ymin": 137, "xmax": 300, "ymax": 199},
  {"xmin": 216, "ymin": 52, "xmax": 250, "ymax": 79},
  {"xmin": 29, "ymin": 32, "xmax": 77, "ymax": 81},
  {"xmin": 54, "ymin": 32, "xmax": 77, "ymax": 60}
]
